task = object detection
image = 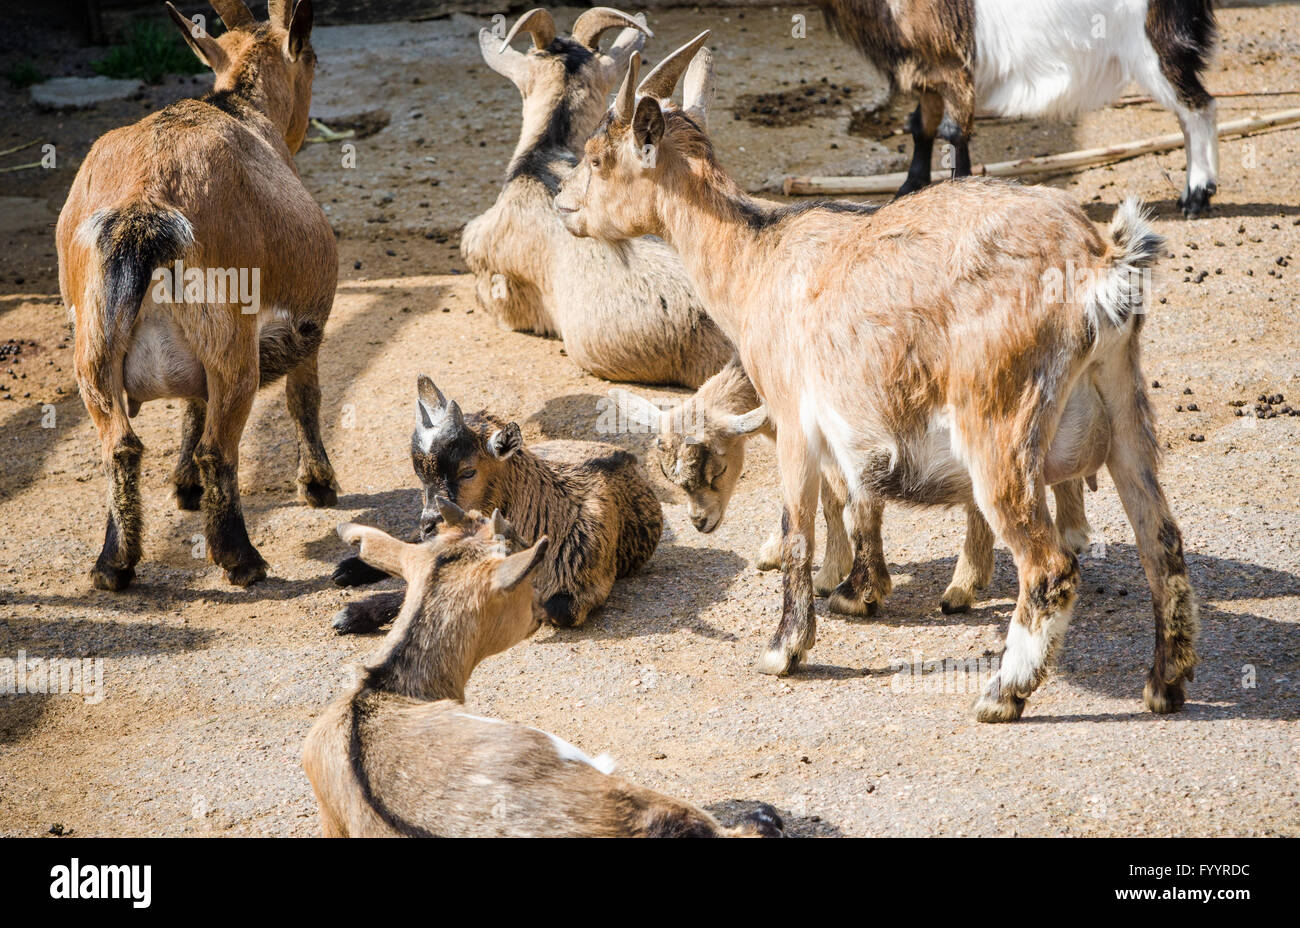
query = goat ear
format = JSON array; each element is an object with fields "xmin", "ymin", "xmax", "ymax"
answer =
[
  {"xmin": 631, "ymin": 96, "xmax": 665, "ymax": 159},
  {"xmin": 165, "ymin": 2, "xmax": 228, "ymax": 73},
  {"xmin": 494, "ymin": 536, "xmax": 549, "ymax": 593},
  {"xmin": 488, "ymin": 423, "xmax": 523, "ymax": 460},
  {"xmin": 285, "ymin": 0, "xmax": 314, "ymax": 62},
  {"xmin": 724, "ymin": 406, "xmax": 768, "ymax": 437},
  {"xmin": 490, "ymin": 508, "xmax": 510, "ymax": 538},
  {"xmin": 682, "ymin": 46, "xmax": 714, "ymax": 129},
  {"xmin": 267, "ymin": 0, "xmax": 292, "ymax": 29},
  {"xmin": 337, "ymin": 523, "xmax": 414, "ymax": 580},
  {"xmin": 609, "ymin": 388, "xmax": 665, "ymax": 432},
  {"xmin": 434, "ymin": 496, "xmax": 472, "ymax": 529},
  {"xmin": 482, "ymin": 27, "xmax": 527, "ymax": 84}
]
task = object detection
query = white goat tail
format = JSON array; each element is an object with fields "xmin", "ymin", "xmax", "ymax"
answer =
[{"xmin": 1086, "ymin": 197, "xmax": 1163, "ymax": 335}]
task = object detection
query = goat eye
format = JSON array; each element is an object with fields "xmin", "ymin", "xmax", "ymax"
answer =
[
  {"xmin": 711, "ymin": 464, "xmax": 728, "ymax": 485},
  {"xmin": 459, "ymin": 468, "xmax": 476, "ymax": 481}
]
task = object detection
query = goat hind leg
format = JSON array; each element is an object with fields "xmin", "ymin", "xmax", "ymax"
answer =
[
  {"xmin": 173, "ymin": 399, "xmax": 205, "ymax": 511},
  {"xmin": 814, "ymin": 473, "xmax": 853, "ymax": 596},
  {"xmin": 940, "ymin": 504, "xmax": 994, "ymax": 614},
  {"xmin": 197, "ymin": 364, "xmax": 266, "ymax": 587},
  {"xmin": 896, "ymin": 92, "xmax": 944, "ymax": 197},
  {"xmin": 287, "ymin": 353, "xmax": 339, "ymax": 508},
  {"xmin": 827, "ymin": 495, "xmax": 892, "ymax": 616}
]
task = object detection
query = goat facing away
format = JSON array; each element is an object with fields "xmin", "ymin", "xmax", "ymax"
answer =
[
  {"xmin": 55, "ymin": 0, "xmax": 338, "ymax": 590},
  {"xmin": 303, "ymin": 503, "xmax": 783, "ymax": 837},
  {"xmin": 332, "ymin": 375, "xmax": 662, "ymax": 632},
  {"xmin": 819, "ymin": 0, "xmax": 1219, "ymax": 216},
  {"xmin": 460, "ymin": 8, "xmax": 733, "ymax": 388},
  {"xmin": 612, "ymin": 360, "xmax": 1094, "ymax": 617},
  {"xmin": 554, "ymin": 36, "xmax": 1198, "ymax": 721}
]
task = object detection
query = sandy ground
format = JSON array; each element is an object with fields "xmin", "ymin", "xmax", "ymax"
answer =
[{"xmin": 1, "ymin": 5, "xmax": 1298, "ymax": 837}]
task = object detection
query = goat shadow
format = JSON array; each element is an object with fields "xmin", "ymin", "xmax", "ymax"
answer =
[{"xmin": 799, "ymin": 541, "xmax": 1300, "ymax": 722}]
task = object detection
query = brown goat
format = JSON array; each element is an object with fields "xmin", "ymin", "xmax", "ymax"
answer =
[
  {"xmin": 55, "ymin": 0, "xmax": 337, "ymax": 590},
  {"xmin": 554, "ymin": 37, "xmax": 1198, "ymax": 721},
  {"xmin": 613, "ymin": 363, "xmax": 1095, "ymax": 615},
  {"xmin": 303, "ymin": 503, "xmax": 783, "ymax": 837},
  {"xmin": 332, "ymin": 375, "xmax": 662, "ymax": 632},
  {"xmin": 460, "ymin": 8, "xmax": 733, "ymax": 388}
]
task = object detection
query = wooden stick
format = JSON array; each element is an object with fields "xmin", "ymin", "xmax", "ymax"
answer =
[
  {"xmin": 783, "ymin": 107, "xmax": 1300, "ymax": 196},
  {"xmin": 1114, "ymin": 88, "xmax": 1300, "ymax": 107},
  {"xmin": 304, "ymin": 118, "xmax": 355, "ymax": 144},
  {"xmin": 0, "ymin": 162, "xmax": 41, "ymax": 174},
  {"xmin": 0, "ymin": 139, "xmax": 40, "ymax": 159}
]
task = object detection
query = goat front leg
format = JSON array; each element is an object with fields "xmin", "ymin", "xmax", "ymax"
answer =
[
  {"xmin": 754, "ymin": 505, "xmax": 783, "ymax": 571},
  {"xmin": 286, "ymin": 352, "xmax": 339, "ymax": 508},
  {"xmin": 197, "ymin": 359, "xmax": 267, "ymax": 587},
  {"xmin": 814, "ymin": 473, "xmax": 852, "ymax": 596},
  {"xmin": 173, "ymin": 399, "xmax": 205, "ymax": 511},
  {"xmin": 332, "ymin": 589, "xmax": 404, "ymax": 635},
  {"xmin": 940, "ymin": 504, "xmax": 995, "ymax": 614},
  {"xmin": 827, "ymin": 495, "xmax": 892, "ymax": 616},
  {"xmin": 756, "ymin": 432, "xmax": 819, "ymax": 675}
]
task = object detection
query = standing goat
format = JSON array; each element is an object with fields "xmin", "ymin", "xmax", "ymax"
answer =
[
  {"xmin": 56, "ymin": 0, "xmax": 338, "ymax": 589},
  {"xmin": 612, "ymin": 364, "xmax": 1095, "ymax": 616},
  {"xmin": 304, "ymin": 503, "xmax": 783, "ymax": 837},
  {"xmin": 819, "ymin": 0, "xmax": 1219, "ymax": 216},
  {"xmin": 460, "ymin": 8, "xmax": 733, "ymax": 387},
  {"xmin": 332, "ymin": 376, "xmax": 662, "ymax": 632},
  {"xmin": 555, "ymin": 37, "xmax": 1198, "ymax": 721}
]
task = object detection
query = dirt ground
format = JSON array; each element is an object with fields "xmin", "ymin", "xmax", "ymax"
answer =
[{"xmin": 1, "ymin": 5, "xmax": 1298, "ymax": 837}]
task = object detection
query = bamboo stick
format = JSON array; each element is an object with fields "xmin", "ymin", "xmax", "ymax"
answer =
[{"xmin": 782, "ymin": 107, "xmax": 1300, "ymax": 196}]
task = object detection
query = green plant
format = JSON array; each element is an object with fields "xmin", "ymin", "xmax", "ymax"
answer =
[
  {"xmin": 5, "ymin": 60, "xmax": 44, "ymax": 89},
  {"xmin": 92, "ymin": 18, "xmax": 211, "ymax": 84}
]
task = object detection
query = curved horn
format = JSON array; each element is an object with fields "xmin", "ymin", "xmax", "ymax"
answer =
[
  {"xmin": 500, "ymin": 8, "xmax": 556, "ymax": 53},
  {"xmin": 266, "ymin": 0, "xmax": 292, "ymax": 29},
  {"xmin": 614, "ymin": 51, "xmax": 640, "ymax": 123},
  {"xmin": 210, "ymin": 0, "xmax": 255, "ymax": 29},
  {"xmin": 435, "ymin": 496, "xmax": 471, "ymax": 528},
  {"xmin": 571, "ymin": 7, "xmax": 652, "ymax": 49},
  {"xmin": 637, "ymin": 29, "xmax": 710, "ymax": 100}
]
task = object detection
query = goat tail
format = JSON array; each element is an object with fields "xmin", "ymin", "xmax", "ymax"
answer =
[
  {"xmin": 1084, "ymin": 197, "xmax": 1163, "ymax": 337},
  {"xmin": 74, "ymin": 202, "xmax": 194, "ymax": 413}
]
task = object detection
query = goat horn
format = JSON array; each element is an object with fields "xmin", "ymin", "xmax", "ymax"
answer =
[
  {"xmin": 435, "ymin": 496, "xmax": 470, "ymax": 528},
  {"xmin": 266, "ymin": 0, "xmax": 291, "ymax": 29},
  {"xmin": 209, "ymin": 0, "xmax": 255, "ymax": 29},
  {"xmin": 500, "ymin": 8, "xmax": 556, "ymax": 53},
  {"xmin": 447, "ymin": 400, "xmax": 465, "ymax": 429},
  {"xmin": 637, "ymin": 29, "xmax": 710, "ymax": 100},
  {"xmin": 614, "ymin": 51, "xmax": 640, "ymax": 123},
  {"xmin": 571, "ymin": 8, "xmax": 652, "ymax": 49}
]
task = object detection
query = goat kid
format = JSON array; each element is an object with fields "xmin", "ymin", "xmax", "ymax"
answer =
[
  {"xmin": 613, "ymin": 364, "xmax": 1094, "ymax": 616},
  {"xmin": 819, "ymin": 0, "xmax": 1219, "ymax": 216},
  {"xmin": 461, "ymin": 8, "xmax": 733, "ymax": 387},
  {"xmin": 555, "ymin": 37, "xmax": 1198, "ymax": 721},
  {"xmin": 304, "ymin": 503, "xmax": 782, "ymax": 837},
  {"xmin": 56, "ymin": 0, "xmax": 338, "ymax": 590},
  {"xmin": 332, "ymin": 375, "xmax": 662, "ymax": 632}
]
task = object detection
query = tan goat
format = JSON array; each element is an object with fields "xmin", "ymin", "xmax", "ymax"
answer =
[
  {"xmin": 304, "ymin": 503, "xmax": 783, "ymax": 837},
  {"xmin": 460, "ymin": 8, "xmax": 732, "ymax": 387},
  {"xmin": 555, "ymin": 36, "xmax": 1198, "ymax": 721},
  {"xmin": 332, "ymin": 375, "xmax": 662, "ymax": 632},
  {"xmin": 612, "ymin": 363, "xmax": 1095, "ymax": 616},
  {"xmin": 55, "ymin": 0, "xmax": 337, "ymax": 589}
]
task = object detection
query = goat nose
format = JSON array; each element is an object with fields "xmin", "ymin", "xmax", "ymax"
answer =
[
  {"xmin": 691, "ymin": 513, "xmax": 710, "ymax": 532},
  {"xmin": 419, "ymin": 512, "xmax": 441, "ymax": 538}
]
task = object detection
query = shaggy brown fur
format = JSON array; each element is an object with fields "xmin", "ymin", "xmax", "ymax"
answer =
[
  {"xmin": 303, "ymin": 507, "xmax": 783, "ymax": 837},
  {"xmin": 55, "ymin": 0, "xmax": 337, "ymax": 590},
  {"xmin": 554, "ymin": 39, "xmax": 1198, "ymax": 720},
  {"xmin": 332, "ymin": 375, "xmax": 662, "ymax": 632}
]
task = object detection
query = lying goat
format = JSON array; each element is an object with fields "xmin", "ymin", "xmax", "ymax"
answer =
[
  {"xmin": 555, "ymin": 37, "xmax": 1198, "ymax": 721},
  {"xmin": 56, "ymin": 0, "xmax": 338, "ymax": 589},
  {"xmin": 819, "ymin": 0, "xmax": 1219, "ymax": 216},
  {"xmin": 613, "ymin": 363, "xmax": 1094, "ymax": 616},
  {"xmin": 304, "ymin": 503, "xmax": 783, "ymax": 837},
  {"xmin": 461, "ymin": 7, "xmax": 733, "ymax": 387},
  {"xmin": 333, "ymin": 375, "xmax": 662, "ymax": 631}
]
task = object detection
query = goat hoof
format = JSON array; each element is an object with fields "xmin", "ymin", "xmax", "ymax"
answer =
[
  {"xmin": 939, "ymin": 587, "xmax": 974, "ymax": 614},
  {"xmin": 90, "ymin": 562, "xmax": 135, "ymax": 592},
  {"xmin": 827, "ymin": 583, "xmax": 879, "ymax": 617},
  {"xmin": 300, "ymin": 479, "xmax": 339, "ymax": 508},
  {"xmin": 331, "ymin": 605, "xmax": 385, "ymax": 635},
  {"xmin": 972, "ymin": 681, "xmax": 1027, "ymax": 723},
  {"xmin": 1143, "ymin": 671, "xmax": 1187, "ymax": 714},
  {"xmin": 1178, "ymin": 185, "xmax": 1214, "ymax": 219},
  {"xmin": 813, "ymin": 571, "xmax": 846, "ymax": 597},
  {"xmin": 757, "ymin": 644, "xmax": 803, "ymax": 676},
  {"xmin": 174, "ymin": 483, "xmax": 203, "ymax": 511},
  {"xmin": 224, "ymin": 558, "xmax": 268, "ymax": 587},
  {"xmin": 1060, "ymin": 525, "xmax": 1092, "ymax": 556},
  {"xmin": 332, "ymin": 556, "xmax": 388, "ymax": 587}
]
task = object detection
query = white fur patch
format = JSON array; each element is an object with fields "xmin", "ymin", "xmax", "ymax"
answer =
[{"xmin": 455, "ymin": 712, "xmax": 617, "ymax": 775}]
